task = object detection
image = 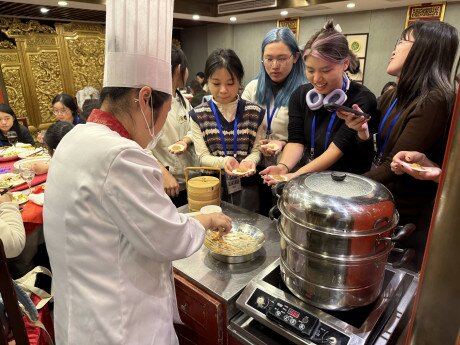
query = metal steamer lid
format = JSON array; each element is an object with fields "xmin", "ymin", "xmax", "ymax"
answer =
[{"xmin": 279, "ymin": 171, "xmax": 398, "ymax": 234}]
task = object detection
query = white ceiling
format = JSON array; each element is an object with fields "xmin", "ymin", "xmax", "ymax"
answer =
[
  {"xmin": 185, "ymin": 0, "xmax": 460, "ymax": 25},
  {"xmin": 3, "ymin": 0, "xmax": 460, "ymax": 25}
]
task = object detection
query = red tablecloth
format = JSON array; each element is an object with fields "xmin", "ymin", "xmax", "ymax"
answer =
[
  {"xmin": 0, "ymin": 158, "xmax": 46, "ymax": 234},
  {"xmin": 0, "ymin": 158, "xmax": 47, "ymax": 192},
  {"xmin": 21, "ymin": 186, "xmax": 45, "ymax": 235}
]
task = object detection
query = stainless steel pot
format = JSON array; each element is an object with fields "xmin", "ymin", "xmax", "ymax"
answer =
[
  {"xmin": 279, "ymin": 225, "xmax": 391, "ymax": 289},
  {"xmin": 271, "ymin": 171, "xmax": 414, "ymax": 310}
]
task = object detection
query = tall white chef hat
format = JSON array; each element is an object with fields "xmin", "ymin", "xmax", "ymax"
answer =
[{"xmin": 103, "ymin": 0, "xmax": 173, "ymax": 95}]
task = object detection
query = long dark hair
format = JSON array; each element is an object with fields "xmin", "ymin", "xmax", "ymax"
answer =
[
  {"xmin": 303, "ymin": 19, "xmax": 360, "ymax": 74},
  {"xmin": 99, "ymin": 87, "xmax": 170, "ymax": 123},
  {"xmin": 52, "ymin": 93, "xmax": 81, "ymax": 124},
  {"xmin": 205, "ymin": 49, "xmax": 244, "ymax": 84},
  {"xmin": 396, "ymin": 21, "xmax": 459, "ymax": 111},
  {"xmin": 171, "ymin": 46, "xmax": 188, "ymax": 108},
  {"xmin": 0, "ymin": 103, "xmax": 28, "ymax": 142}
]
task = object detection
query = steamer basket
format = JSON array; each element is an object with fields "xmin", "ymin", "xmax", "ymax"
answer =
[{"xmin": 185, "ymin": 167, "xmax": 222, "ymax": 211}]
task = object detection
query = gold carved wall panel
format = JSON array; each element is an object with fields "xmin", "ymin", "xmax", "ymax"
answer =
[
  {"xmin": 27, "ymin": 51, "xmax": 64, "ymax": 124},
  {"xmin": 63, "ymin": 36, "xmax": 105, "ymax": 93},
  {"xmin": 57, "ymin": 23, "xmax": 105, "ymax": 103},
  {"xmin": 0, "ymin": 45, "xmax": 28, "ymax": 121},
  {"xmin": 1, "ymin": 67, "xmax": 27, "ymax": 118},
  {"xmin": 0, "ymin": 18, "xmax": 105, "ymax": 132}
]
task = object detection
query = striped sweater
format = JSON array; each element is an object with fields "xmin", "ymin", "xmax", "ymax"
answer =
[{"xmin": 190, "ymin": 98, "xmax": 264, "ymax": 162}]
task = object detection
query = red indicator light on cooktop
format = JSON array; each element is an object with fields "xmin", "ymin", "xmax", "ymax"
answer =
[{"xmin": 288, "ymin": 308, "xmax": 300, "ymax": 318}]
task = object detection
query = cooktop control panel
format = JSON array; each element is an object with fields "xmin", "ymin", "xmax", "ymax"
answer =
[{"xmin": 247, "ymin": 289, "xmax": 350, "ymax": 345}]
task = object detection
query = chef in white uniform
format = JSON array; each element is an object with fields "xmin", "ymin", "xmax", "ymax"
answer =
[{"xmin": 43, "ymin": 1, "xmax": 232, "ymax": 344}]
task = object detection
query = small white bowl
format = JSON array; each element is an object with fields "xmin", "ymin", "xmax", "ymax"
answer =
[{"xmin": 200, "ymin": 205, "xmax": 222, "ymax": 214}]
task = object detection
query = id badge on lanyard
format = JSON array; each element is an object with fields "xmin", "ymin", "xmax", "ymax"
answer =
[
  {"xmin": 226, "ymin": 175, "xmax": 242, "ymax": 194},
  {"xmin": 309, "ymin": 112, "xmax": 336, "ymax": 162},
  {"xmin": 372, "ymin": 98, "xmax": 400, "ymax": 170},
  {"xmin": 265, "ymin": 103, "xmax": 278, "ymax": 140},
  {"xmin": 211, "ymin": 100, "xmax": 242, "ymax": 194}
]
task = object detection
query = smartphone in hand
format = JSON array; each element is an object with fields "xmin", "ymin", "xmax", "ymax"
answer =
[{"xmin": 324, "ymin": 103, "xmax": 371, "ymax": 119}]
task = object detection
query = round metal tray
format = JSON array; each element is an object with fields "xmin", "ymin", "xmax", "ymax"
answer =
[{"xmin": 205, "ymin": 222, "xmax": 265, "ymax": 264}]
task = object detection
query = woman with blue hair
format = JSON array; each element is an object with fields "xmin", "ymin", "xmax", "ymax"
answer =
[{"xmin": 242, "ymin": 27, "xmax": 306, "ymax": 215}]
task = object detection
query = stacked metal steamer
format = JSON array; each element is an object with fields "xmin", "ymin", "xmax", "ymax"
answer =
[{"xmin": 275, "ymin": 171, "xmax": 400, "ymax": 311}]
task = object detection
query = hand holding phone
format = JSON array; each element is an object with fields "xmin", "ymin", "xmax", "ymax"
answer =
[{"xmin": 324, "ymin": 103, "xmax": 371, "ymax": 119}]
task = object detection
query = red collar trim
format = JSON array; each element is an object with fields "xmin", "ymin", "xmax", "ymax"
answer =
[{"xmin": 87, "ymin": 109, "xmax": 130, "ymax": 139}]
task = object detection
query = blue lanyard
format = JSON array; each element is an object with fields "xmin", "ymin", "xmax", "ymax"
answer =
[
  {"xmin": 266, "ymin": 103, "xmax": 278, "ymax": 137},
  {"xmin": 377, "ymin": 98, "xmax": 399, "ymax": 158},
  {"xmin": 210, "ymin": 100, "xmax": 238, "ymax": 158},
  {"xmin": 310, "ymin": 111, "xmax": 336, "ymax": 158}
]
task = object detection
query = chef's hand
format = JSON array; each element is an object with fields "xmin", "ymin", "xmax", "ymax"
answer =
[
  {"xmin": 224, "ymin": 157, "xmax": 239, "ymax": 175},
  {"xmin": 259, "ymin": 139, "xmax": 285, "ymax": 157},
  {"xmin": 336, "ymin": 104, "xmax": 370, "ymax": 141},
  {"xmin": 163, "ymin": 170, "xmax": 180, "ymax": 197},
  {"xmin": 194, "ymin": 212, "xmax": 232, "ymax": 236},
  {"xmin": 391, "ymin": 151, "xmax": 441, "ymax": 183}
]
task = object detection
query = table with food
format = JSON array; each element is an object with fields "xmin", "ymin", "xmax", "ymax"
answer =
[{"xmin": 0, "ymin": 143, "xmax": 49, "ymax": 275}]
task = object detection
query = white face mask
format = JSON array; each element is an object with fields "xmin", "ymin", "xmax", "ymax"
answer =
[{"xmin": 145, "ymin": 128, "xmax": 164, "ymax": 150}]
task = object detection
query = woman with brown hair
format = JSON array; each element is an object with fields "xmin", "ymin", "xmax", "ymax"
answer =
[{"xmin": 338, "ymin": 20, "xmax": 459, "ymax": 270}]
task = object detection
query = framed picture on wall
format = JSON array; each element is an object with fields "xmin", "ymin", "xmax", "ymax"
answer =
[
  {"xmin": 345, "ymin": 33, "xmax": 368, "ymax": 59},
  {"xmin": 405, "ymin": 2, "xmax": 446, "ymax": 28},
  {"xmin": 348, "ymin": 58, "xmax": 365, "ymax": 83},
  {"xmin": 277, "ymin": 17, "xmax": 300, "ymax": 41},
  {"xmin": 345, "ymin": 34, "xmax": 368, "ymax": 83}
]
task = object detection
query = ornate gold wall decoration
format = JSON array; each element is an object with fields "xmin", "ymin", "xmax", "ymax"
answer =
[
  {"xmin": 25, "ymin": 36, "xmax": 57, "ymax": 47},
  {"xmin": 62, "ymin": 23, "xmax": 105, "ymax": 34},
  {"xmin": 3, "ymin": 20, "xmax": 55, "ymax": 36},
  {"xmin": 0, "ymin": 53, "xmax": 19, "ymax": 63},
  {"xmin": 0, "ymin": 41, "xmax": 15, "ymax": 49},
  {"xmin": 65, "ymin": 36, "xmax": 104, "ymax": 92},
  {"xmin": 2, "ymin": 67, "xmax": 27, "ymax": 118},
  {"xmin": 0, "ymin": 19, "xmax": 105, "ymax": 131},
  {"xmin": 0, "ymin": 17, "xmax": 21, "ymax": 30},
  {"xmin": 28, "ymin": 52, "xmax": 64, "ymax": 124}
]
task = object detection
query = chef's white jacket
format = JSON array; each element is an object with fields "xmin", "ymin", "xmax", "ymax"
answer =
[{"xmin": 44, "ymin": 123, "xmax": 205, "ymax": 345}]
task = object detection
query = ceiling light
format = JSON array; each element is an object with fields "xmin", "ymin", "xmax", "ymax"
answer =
[
  {"xmin": 192, "ymin": 14, "xmax": 200, "ymax": 20},
  {"xmin": 40, "ymin": 7, "xmax": 50, "ymax": 13},
  {"xmin": 229, "ymin": 16, "xmax": 237, "ymax": 22},
  {"xmin": 347, "ymin": 2, "xmax": 356, "ymax": 8},
  {"xmin": 280, "ymin": 10, "xmax": 288, "ymax": 16},
  {"xmin": 57, "ymin": 1, "xmax": 68, "ymax": 6}
]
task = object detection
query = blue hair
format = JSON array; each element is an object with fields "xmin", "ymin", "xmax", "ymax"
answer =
[{"xmin": 255, "ymin": 27, "xmax": 307, "ymax": 107}]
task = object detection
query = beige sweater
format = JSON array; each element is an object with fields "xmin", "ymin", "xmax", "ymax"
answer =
[
  {"xmin": 191, "ymin": 97, "xmax": 264, "ymax": 168},
  {"xmin": 0, "ymin": 202, "xmax": 26, "ymax": 258}
]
